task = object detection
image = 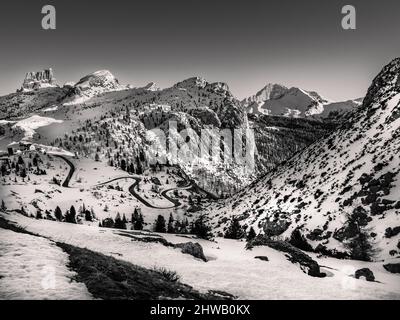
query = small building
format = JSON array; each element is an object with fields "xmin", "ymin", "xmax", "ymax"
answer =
[{"xmin": 19, "ymin": 141, "xmax": 32, "ymax": 151}]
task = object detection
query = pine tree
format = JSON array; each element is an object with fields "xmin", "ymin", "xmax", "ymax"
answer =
[
  {"xmin": 54, "ymin": 206, "xmax": 63, "ymax": 221},
  {"xmin": 154, "ymin": 215, "xmax": 167, "ymax": 233},
  {"xmin": 191, "ymin": 215, "xmax": 212, "ymax": 240},
  {"xmin": 344, "ymin": 207, "xmax": 376, "ymax": 261},
  {"xmin": 131, "ymin": 208, "xmax": 140, "ymax": 224},
  {"xmin": 134, "ymin": 213, "xmax": 144, "ymax": 230},
  {"xmin": 114, "ymin": 212, "xmax": 126, "ymax": 229},
  {"xmin": 36, "ymin": 210, "xmax": 43, "ymax": 219},
  {"xmin": 167, "ymin": 213, "xmax": 175, "ymax": 233},
  {"xmin": 85, "ymin": 210, "xmax": 93, "ymax": 221},
  {"xmin": 65, "ymin": 205, "xmax": 77, "ymax": 223},
  {"xmin": 122, "ymin": 213, "xmax": 128, "ymax": 224},
  {"xmin": 346, "ymin": 230, "xmax": 375, "ymax": 261},
  {"xmin": 246, "ymin": 227, "xmax": 257, "ymax": 242},
  {"xmin": 1, "ymin": 200, "xmax": 6, "ymax": 211},
  {"xmin": 224, "ymin": 217, "xmax": 245, "ymax": 239}
]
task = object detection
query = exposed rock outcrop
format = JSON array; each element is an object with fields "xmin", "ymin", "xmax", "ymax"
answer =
[
  {"xmin": 20, "ymin": 68, "xmax": 57, "ymax": 91},
  {"xmin": 174, "ymin": 242, "xmax": 207, "ymax": 261},
  {"xmin": 355, "ymin": 268, "xmax": 375, "ymax": 281}
]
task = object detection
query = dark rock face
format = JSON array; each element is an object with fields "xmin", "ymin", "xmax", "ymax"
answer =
[
  {"xmin": 363, "ymin": 58, "xmax": 400, "ymax": 110},
  {"xmin": 263, "ymin": 216, "xmax": 291, "ymax": 237},
  {"xmin": 254, "ymin": 256, "xmax": 269, "ymax": 261},
  {"xmin": 383, "ymin": 263, "xmax": 400, "ymax": 274},
  {"xmin": 188, "ymin": 107, "xmax": 221, "ymax": 127},
  {"xmin": 247, "ymin": 236, "xmax": 325, "ymax": 277},
  {"xmin": 355, "ymin": 268, "xmax": 375, "ymax": 281},
  {"xmin": 175, "ymin": 242, "xmax": 207, "ymax": 262},
  {"xmin": 333, "ymin": 221, "xmax": 359, "ymax": 242},
  {"xmin": 21, "ymin": 68, "xmax": 55, "ymax": 90},
  {"xmin": 289, "ymin": 228, "xmax": 313, "ymax": 252},
  {"xmin": 385, "ymin": 226, "xmax": 400, "ymax": 238}
]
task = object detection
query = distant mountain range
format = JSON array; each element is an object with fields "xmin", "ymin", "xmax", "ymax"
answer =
[{"xmin": 0, "ymin": 68, "xmax": 340, "ymax": 197}]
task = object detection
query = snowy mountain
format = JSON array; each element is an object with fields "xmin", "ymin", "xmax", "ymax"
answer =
[
  {"xmin": 64, "ymin": 70, "xmax": 127, "ymax": 105},
  {"xmin": 243, "ymin": 83, "xmax": 361, "ymax": 119},
  {"xmin": 242, "ymin": 83, "xmax": 289, "ymax": 109},
  {"xmin": 243, "ymin": 84, "xmax": 330, "ymax": 117},
  {"xmin": 0, "ymin": 68, "xmax": 339, "ymax": 198},
  {"xmin": 208, "ymin": 58, "xmax": 400, "ymax": 261}
]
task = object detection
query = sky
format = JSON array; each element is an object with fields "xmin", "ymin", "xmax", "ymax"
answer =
[{"xmin": 0, "ymin": 0, "xmax": 399, "ymax": 101}]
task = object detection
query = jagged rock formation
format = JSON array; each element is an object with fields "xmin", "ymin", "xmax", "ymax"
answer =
[{"xmin": 20, "ymin": 68, "xmax": 57, "ymax": 91}]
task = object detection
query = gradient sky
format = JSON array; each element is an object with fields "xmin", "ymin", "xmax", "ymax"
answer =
[{"xmin": 0, "ymin": 0, "xmax": 399, "ymax": 101}]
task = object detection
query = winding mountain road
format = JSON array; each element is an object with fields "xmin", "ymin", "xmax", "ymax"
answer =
[
  {"xmin": 54, "ymin": 155, "xmax": 193, "ymax": 209},
  {"xmin": 96, "ymin": 176, "xmax": 192, "ymax": 209},
  {"xmin": 53, "ymin": 154, "xmax": 75, "ymax": 188}
]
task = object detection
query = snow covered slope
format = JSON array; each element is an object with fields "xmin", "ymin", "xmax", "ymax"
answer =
[
  {"xmin": 0, "ymin": 228, "xmax": 92, "ymax": 300},
  {"xmin": 208, "ymin": 58, "xmax": 400, "ymax": 260},
  {"xmin": 2, "ymin": 212, "xmax": 399, "ymax": 300}
]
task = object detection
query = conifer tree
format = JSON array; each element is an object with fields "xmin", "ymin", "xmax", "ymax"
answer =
[
  {"xmin": 191, "ymin": 215, "xmax": 212, "ymax": 240},
  {"xmin": 1, "ymin": 200, "xmax": 6, "ymax": 211},
  {"xmin": 224, "ymin": 217, "xmax": 245, "ymax": 239},
  {"xmin": 167, "ymin": 213, "xmax": 175, "ymax": 233},
  {"xmin": 65, "ymin": 205, "xmax": 77, "ymax": 223},
  {"xmin": 54, "ymin": 206, "xmax": 63, "ymax": 221},
  {"xmin": 154, "ymin": 215, "xmax": 167, "ymax": 233},
  {"xmin": 246, "ymin": 227, "xmax": 257, "ymax": 242},
  {"xmin": 134, "ymin": 213, "xmax": 144, "ymax": 230}
]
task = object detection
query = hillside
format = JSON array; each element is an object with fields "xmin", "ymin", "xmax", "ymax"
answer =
[{"xmin": 207, "ymin": 58, "xmax": 400, "ymax": 261}]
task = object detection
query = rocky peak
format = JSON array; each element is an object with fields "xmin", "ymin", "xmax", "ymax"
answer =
[
  {"xmin": 75, "ymin": 70, "xmax": 121, "ymax": 91},
  {"xmin": 205, "ymin": 82, "xmax": 231, "ymax": 96},
  {"xmin": 143, "ymin": 82, "xmax": 160, "ymax": 91},
  {"xmin": 174, "ymin": 77, "xmax": 207, "ymax": 89},
  {"xmin": 242, "ymin": 83, "xmax": 288, "ymax": 107},
  {"xmin": 21, "ymin": 68, "xmax": 56, "ymax": 91},
  {"xmin": 363, "ymin": 57, "xmax": 400, "ymax": 109}
]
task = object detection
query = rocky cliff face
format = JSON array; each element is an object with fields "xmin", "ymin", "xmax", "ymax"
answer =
[{"xmin": 20, "ymin": 68, "xmax": 57, "ymax": 91}]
